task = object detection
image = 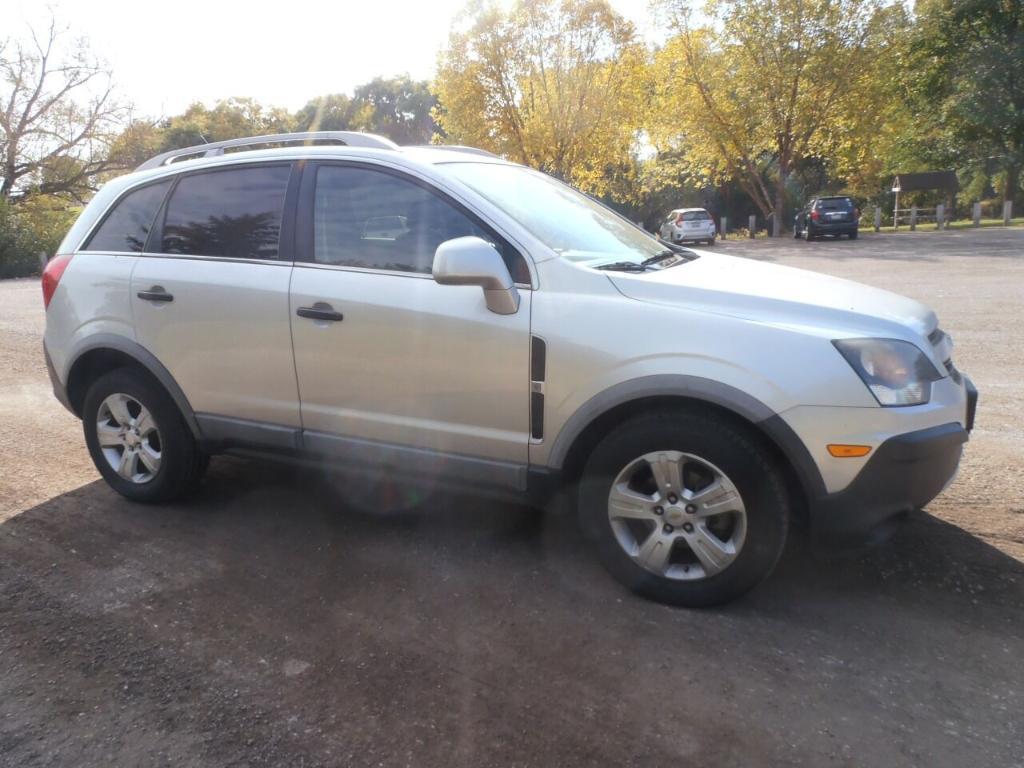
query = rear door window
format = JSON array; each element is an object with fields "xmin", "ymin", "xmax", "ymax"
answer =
[
  {"xmin": 83, "ymin": 180, "xmax": 171, "ymax": 252},
  {"xmin": 159, "ymin": 165, "xmax": 292, "ymax": 260}
]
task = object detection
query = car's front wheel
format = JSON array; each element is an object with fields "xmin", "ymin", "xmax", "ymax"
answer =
[
  {"xmin": 578, "ymin": 409, "xmax": 789, "ymax": 607},
  {"xmin": 83, "ymin": 368, "xmax": 207, "ymax": 503}
]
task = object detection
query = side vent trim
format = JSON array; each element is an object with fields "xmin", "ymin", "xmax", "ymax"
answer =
[{"xmin": 530, "ymin": 336, "xmax": 547, "ymax": 440}]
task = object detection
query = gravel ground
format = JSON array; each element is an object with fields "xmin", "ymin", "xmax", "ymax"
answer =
[{"xmin": 1, "ymin": 227, "xmax": 1022, "ymax": 767}]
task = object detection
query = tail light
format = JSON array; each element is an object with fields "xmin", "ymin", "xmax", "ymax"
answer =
[
  {"xmin": 42, "ymin": 254, "xmax": 73, "ymax": 309},
  {"xmin": 810, "ymin": 210, "xmax": 821, "ymax": 222}
]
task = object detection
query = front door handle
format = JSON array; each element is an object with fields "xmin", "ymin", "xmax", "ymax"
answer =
[
  {"xmin": 137, "ymin": 286, "xmax": 173, "ymax": 302},
  {"xmin": 296, "ymin": 302, "xmax": 344, "ymax": 322}
]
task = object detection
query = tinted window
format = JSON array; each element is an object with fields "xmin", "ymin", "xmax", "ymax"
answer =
[
  {"xmin": 84, "ymin": 181, "xmax": 171, "ymax": 252},
  {"xmin": 313, "ymin": 165, "xmax": 528, "ymax": 281},
  {"xmin": 160, "ymin": 165, "xmax": 291, "ymax": 259},
  {"xmin": 680, "ymin": 211, "xmax": 712, "ymax": 221}
]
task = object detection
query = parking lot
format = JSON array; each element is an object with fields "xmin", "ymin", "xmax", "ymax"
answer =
[{"xmin": 1, "ymin": 227, "xmax": 1022, "ymax": 767}]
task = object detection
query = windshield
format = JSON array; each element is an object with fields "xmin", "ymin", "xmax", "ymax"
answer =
[{"xmin": 443, "ymin": 162, "xmax": 672, "ymax": 266}]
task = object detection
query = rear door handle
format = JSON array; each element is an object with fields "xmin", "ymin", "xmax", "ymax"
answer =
[
  {"xmin": 296, "ymin": 302, "xmax": 344, "ymax": 322},
  {"xmin": 137, "ymin": 286, "xmax": 173, "ymax": 302}
]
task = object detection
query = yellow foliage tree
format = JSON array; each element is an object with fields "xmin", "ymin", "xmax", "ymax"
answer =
[
  {"xmin": 434, "ymin": 0, "xmax": 650, "ymax": 196},
  {"xmin": 650, "ymin": 0, "xmax": 901, "ymax": 230}
]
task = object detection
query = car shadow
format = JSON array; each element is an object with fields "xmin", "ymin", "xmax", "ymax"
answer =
[
  {"xmin": 3, "ymin": 455, "xmax": 1022, "ymax": 766},
  {"xmin": 4, "ymin": 455, "xmax": 1021, "ymax": 632}
]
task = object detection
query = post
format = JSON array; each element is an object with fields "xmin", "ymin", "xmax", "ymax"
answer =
[
  {"xmin": 894, "ymin": 189, "xmax": 899, "ymax": 231},
  {"xmin": 720, "ymin": 216, "xmax": 727, "ymax": 240},
  {"xmin": 936, "ymin": 203, "xmax": 944, "ymax": 230},
  {"xmin": 38, "ymin": 252, "xmax": 48, "ymax": 272},
  {"xmin": 1004, "ymin": 200, "xmax": 1013, "ymax": 225},
  {"xmin": 973, "ymin": 202, "xmax": 982, "ymax": 226},
  {"xmin": 874, "ymin": 206, "xmax": 881, "ymax": 232},
  {"xmin": 748, "ymin": 214, "xmax": 756, "ymax": 238},
  {"xmin": 910, "ymin": 206, "xmax": 917, "ymax": 231}
]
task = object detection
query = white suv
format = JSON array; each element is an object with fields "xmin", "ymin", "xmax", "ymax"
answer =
[{"xmin": 42, "ymin": 132, "xmax": 977, "ymax": 607}]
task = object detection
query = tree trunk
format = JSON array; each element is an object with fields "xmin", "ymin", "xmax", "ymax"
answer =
[
  {"xmin": 774, "ymin": 170, "xmax": 787, "ymax": 237},
  {"xmin": 1004, "ymin": 162, "xmax": 1020, "ymax": 206}
]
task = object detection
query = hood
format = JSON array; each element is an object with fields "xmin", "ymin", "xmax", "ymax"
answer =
[{"xmin": 608, "ymin": 251, "xmax": 936, "ymax": 339}]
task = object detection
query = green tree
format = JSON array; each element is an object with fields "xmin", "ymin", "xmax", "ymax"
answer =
[
  {"xmin": 159, "ymin": 98, "xmax": 294, "ymax": 151},
  {"xmin": 650, "ymin": 0, "xmax": 900, "ymax": 232},
  {"xmin": 293, "ymin": 93, "xmax": 357, "ymax": 132},
  {"xmin": 294, "ymin": 76, "xmax": 438, "ymax": 144},
  {"xmin": 910, "ymin": 0, "xmax": 1024, "ymax": 205},
  {"xmin": 434, "ymin": 0, "xmax": 649, "ymax": 195}
]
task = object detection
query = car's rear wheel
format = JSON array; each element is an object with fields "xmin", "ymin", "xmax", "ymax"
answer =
[
  {"xmin": 849, "ymin": 230, "xmax": 858, "ymax": 239},
  {"xmin": 83, "ymin": 368, "xmax": 207, "ymax": 503},
  {"xmin": 578, "ymin": 410, "xmax": 789, "ymax": 607},
  {"xmin": 804, "ymin": 228, "xmax": 816, "ymax": 241},
  {"xmin": 705, "ymin": 236, "xmax": 716, "ymax": 246}
]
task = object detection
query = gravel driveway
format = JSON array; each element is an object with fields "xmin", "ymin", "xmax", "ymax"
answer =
[{"xmin": 1, "ymin": 227, "xmax": 1021, "ymax": 767}]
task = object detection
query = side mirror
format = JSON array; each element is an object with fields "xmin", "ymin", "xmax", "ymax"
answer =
[{"xmin": 432, "ymin": 236, "xmax": 520, "ymax": 315}]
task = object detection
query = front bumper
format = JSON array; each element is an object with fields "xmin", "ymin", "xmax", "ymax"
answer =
[{"xmin": 811, "ymin": 421, "xmax": 969, "ymax": 543}]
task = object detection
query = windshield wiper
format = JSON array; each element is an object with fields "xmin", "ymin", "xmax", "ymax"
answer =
[
  {"xmin": 641, "ymin": 250, "xmax": 679, "ymax": 267},
  {"xmin": 592, "ymin": 261, "xmax": 650, "ymax": 272}
]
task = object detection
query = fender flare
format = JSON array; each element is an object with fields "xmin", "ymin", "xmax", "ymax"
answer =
[
  {"xmin": 64, "ymin": 333, "xmax": 201, "ymax": 439},
  {"xmin": 545, "ymin": 374, "xmax": 827, "ymax": 500}
]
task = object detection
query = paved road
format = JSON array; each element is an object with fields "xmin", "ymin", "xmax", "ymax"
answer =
[{"xmin": 1, "ymin": 228, "xmax": 1022, "ymax": 767}]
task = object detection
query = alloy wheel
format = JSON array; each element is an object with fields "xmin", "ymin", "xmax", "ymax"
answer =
[
  {"xmin": 607, "ymin": 450, "xmax": 747, "ymax": 580},
  {"xmin": 96, "ymin": 393, "xmax": 162, "ymax": 483}
]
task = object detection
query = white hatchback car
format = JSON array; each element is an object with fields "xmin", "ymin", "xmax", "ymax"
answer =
[
  {"xmin": 659, "ymin": 208, "xmax": 717, "ymax": 245},
  {"xmin": 42, "ymin": 132, "xmax": 976, "ymax": 607}
]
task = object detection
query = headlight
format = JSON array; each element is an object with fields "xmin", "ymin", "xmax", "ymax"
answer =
[{"xmin": 833, "ymin": 338, "xmax": 943, "ymax": 406}]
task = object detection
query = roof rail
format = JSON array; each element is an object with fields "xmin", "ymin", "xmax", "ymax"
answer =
[
  {"xmin": 135, "ymin": 131, "xmax": 399, "ymax": 171},
  {"xmin": 408, "ymin": 144, "xmax": 501, "ymax": 159}
]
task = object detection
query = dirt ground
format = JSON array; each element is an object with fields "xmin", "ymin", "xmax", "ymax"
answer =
[{"xmin": 1, "ymin": 227, "xmax": 1022, "ymax": 767}]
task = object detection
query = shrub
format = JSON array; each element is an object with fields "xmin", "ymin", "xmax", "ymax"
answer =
[{"xmin": 0, "ymin": 198, "xmax": 77, "ymax": 279}]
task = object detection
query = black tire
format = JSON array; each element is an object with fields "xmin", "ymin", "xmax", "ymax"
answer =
[
  {"xmin": 848, "ymin": 230, "xmax": 858, "ymax": 240},
  {"xmin": 706, "ymin": 236, "xmax": 716, "ymax": 246},
  {"xmin": 804, "ymin": 228, "xmax": 816, "ymax": 241},
  {"xmin": 83, "ymin": 368, "xmax": 207, "ymax": 503},
  {"xmin": 793, "ymin": 228, "xmax": 802, "ymax": 240},
  {"xmin": 578, "ymin": 409, "xmax": 789, "ymax": 607}
]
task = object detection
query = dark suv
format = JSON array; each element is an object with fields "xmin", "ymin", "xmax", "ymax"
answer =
[{"xmin": 794, "ymin": 196, "xmax": 859, "ymax": 240}]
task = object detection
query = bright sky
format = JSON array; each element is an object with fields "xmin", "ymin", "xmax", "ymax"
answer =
[{"xmin": 9, "ymin": 0, "xmax": 662, "ymax": 119}]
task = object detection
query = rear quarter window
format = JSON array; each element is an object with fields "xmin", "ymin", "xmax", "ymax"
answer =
[{"xmin": 82, "ymin": 180, "xmax": 171, "ymax": 252}]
